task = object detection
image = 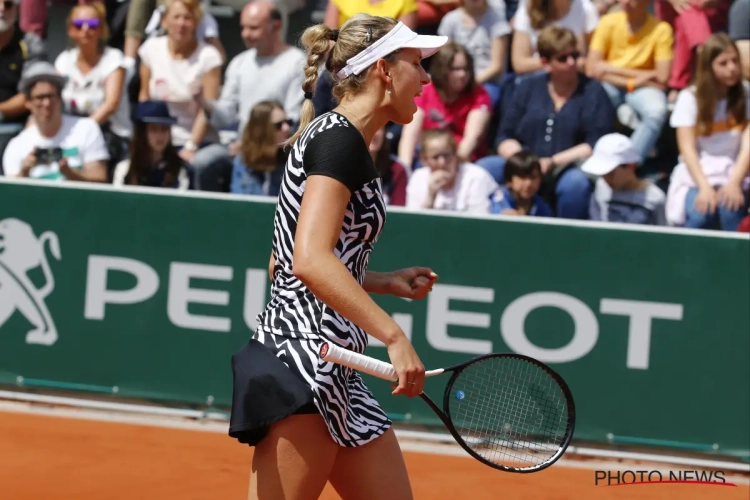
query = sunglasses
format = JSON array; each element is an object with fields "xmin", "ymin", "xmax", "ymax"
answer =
[
  {"xmin": 273, "ymin": 119, "xmax": 293, "ymax": 130},
  {"xmin": 71, "ymin": 18, "xmax": 101, "ymax": 29},
  {"xmin": 554, "ymin": 51, "xmax": 581, "ymax": 63}
]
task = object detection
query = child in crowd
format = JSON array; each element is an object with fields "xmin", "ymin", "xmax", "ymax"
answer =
[
  {"xmin": 490, "ymin": 151, "xmax": 553, "ymax": 216},
  {"xmin": 582, "ymin": 133, "xmax": 667, "ymax": 225}
]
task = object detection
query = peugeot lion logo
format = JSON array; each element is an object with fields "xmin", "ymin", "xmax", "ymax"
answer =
[{"xmin": 0, "ymin": 218, "xmax": 61, "ymax": 346}]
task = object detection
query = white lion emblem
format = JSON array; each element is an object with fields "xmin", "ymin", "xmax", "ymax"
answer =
[{"xmin": 0, "ymin": 218, "xmax": 61, "ymax": 345}]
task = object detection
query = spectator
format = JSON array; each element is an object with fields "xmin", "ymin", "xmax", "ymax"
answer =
[
  {"xmin": 0, "ymin": 0, "xmax": 46, "ymax": 171},
  {"xmin": 437, "ymin": 0, "xmax": 512, "ymax": 105},
  {"xmin": 586, "ymin": 0, "xmax": 673, "ymax": 163},
  {"xmin": 55, "ymin": 1, "xmax": 131, "ymax": 175},
  {"xmin": 370, "ymin": 125, "xmax": 409, "ymax": 206},
  {"xmin": 230, "ymin": 100, "xmax": 289, "ymax": 196},
  {"xmin": 477, "ymin": 26, "xmax": 614, "ymax": 219},
  {"xmin": 112, "ymin": 100, "xmax": 191, "ymax": 189},
  {"xmin": 666, "ymin": 34, "xmax": 750, "ymax": 231},
  {"xmin": 137, "ymin": 0, "xmax": 222, "ymax": 165},
  {"xmin": 398, "ymin": 42, "xmax": 491, "ymax": 169},
  {"xmin": 581, "ymin": 133, "xmax": 667, "ymax": 224},
  {"xmin": 2, "ymin": 61, "xmax": 109, "ymax": 182},
  {"xmin": 406, "ymin": 128, "xmax": 498, "ymax": 214},
  {"xmin": 196, "ymin": 0, "xmax": 305, "ymax": 191},
  {"xmin": 656, "ymin": 0, "xmax": 730, "ymax": 104},
  {"xmin": 324, "ymin": 0, "xmax": 418, "ymax": 29},
  {"xmin": 728, "ymin": 0, "xmax": 750, "ymax": 82},
  {"xmin": 490, "ymin": 151, "xmax": 553, "ymax": 216},
  {"xmin": 510, "ymin": 0, "xmax": 598, "ymax": 78}
]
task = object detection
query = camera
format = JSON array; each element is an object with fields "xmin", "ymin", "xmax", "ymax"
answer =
[{"xmin": 35, "ymin": 147, "xmax": 64, "ymax": 164}]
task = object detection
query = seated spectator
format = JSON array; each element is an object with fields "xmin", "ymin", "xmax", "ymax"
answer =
[
  {"xmin": 437, "ymin": 0, "xmax": 512, "ymax": 105},
  {"xmin": 666, "ymin": 34, "xmax": 750, "ymax": 231},
  {"xmin": 398, "ymin": 42, "xmax": 491, "ymax": 169},
  {"xmin": 0, "ymin": 0, "xmax": 46, "ymax": 171},
  {"xmin": 581, "ymin": 133, "xmax": 667, "ymax": 224},
  {"xmin": 406, "ymin": 128, "xmax": 498, "ymax": 214},
  {"xmin": 728, "ymin": 0, "xmax": 750, "ymax": 82},
  {"xmin": 2, "ymin": 62, "xmax": 109, "ymax": 182},
  {"xmin": 370, "ymin": 125, "xmax": 408, "ymax": 206},
  {"xmin": 511, "ymin": 0, "xmax": 598, "ymax": 78},
  {"xmin": 477, "ymin": 26, "xmax": 614, "ymax": 219},
  {"xmin": 112, "ymin": 100, "xmax": 191, "ymax": 189},
  {"xmin": 196, "ymin": 0, "xmax": 305, "ymax": 192},
  {"xmin": 586, "ymin": 0, "xmax": 673, "ymax": 162},
  {"xmin": 656, "ymin": 0, "xmax": 729, "ymax": 104},
  {"xmin": 55, "ymin": 1, "xmax": 131, "ymax": 175},
  {"xmin": 490, "ymin": 151, "xmax": 553, "ymax": 216},
  {"xmin": 230, "ymin": 100, "xmax": 289, "ymax": 196},
  {"xmin": 137, "ymin": 0, "xmax": 222, "ymax": 165},
  {"xmin": 324, "ymin": 0, "xmax": 418, "ymax": 29}
]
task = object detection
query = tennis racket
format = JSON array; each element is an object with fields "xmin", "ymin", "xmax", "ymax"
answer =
[{"xmin": 319, "ymin": 342, "xmax": 576, "ymax": 473}]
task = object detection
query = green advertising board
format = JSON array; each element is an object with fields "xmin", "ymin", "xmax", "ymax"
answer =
[{"xmin": 0, "ymin": 179, "xmax": 748, "ymax": 459}]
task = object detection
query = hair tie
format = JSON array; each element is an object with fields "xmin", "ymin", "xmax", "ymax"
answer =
[
  {"xmin": 366, "ymin": 27, "xmax": 373, "ymax": 43},
  {"xmin": 304, "ymin": 92, "xmax": 313, "ymax": 100},
  {"xmin": 330, "ymin": 29, "xmax": 339, "ymax": 41}
]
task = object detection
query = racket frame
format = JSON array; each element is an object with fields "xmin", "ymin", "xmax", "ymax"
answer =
[{"xmin": 320, "ymin": 342, "xmax": 576, "ymax": 474}]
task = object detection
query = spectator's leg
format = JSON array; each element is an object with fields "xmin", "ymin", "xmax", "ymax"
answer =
[
  {"xmin": 474, "ymin": 155, "xmax": 507, "ymax": 185},
  {"xmin": 684, "ymin": 187, "xmax": 719, "ymax": 229},
  {"xmin": 191, "ymin": 143, "xmax": 233, "ymax": 192},
  {"xmin": 553, "ymin": 167, "xmax": 592, "ymax": 220},
  {"xmin": 717, "ymin": 198, "xmax": 749, "ymax": 231},
  {"xmin": 600, "ymin": 82, "xmax": 625, "ymax": 111},
  {"xmin": 624, "ymin": 87, "xmax": 668, "ymax": 162},
  {"xmin": 19, "ymin": 0, "xmax": 48, "ymax": 38}
]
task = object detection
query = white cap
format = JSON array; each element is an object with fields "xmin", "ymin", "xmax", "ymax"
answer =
[
  {"xmin": 336, "ymin": 22, "xmax": 448, "ymax": 79},
  {"xmin": 580, "ymin": 133, "xmax": 641, "ymax": 176}
]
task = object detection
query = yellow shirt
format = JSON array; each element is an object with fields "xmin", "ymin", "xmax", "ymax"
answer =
[
  {"xmin": 332, "ymin": 0, "xmax": 418, "ymax": 27},
  {"xmin": 590, "ymin": 12, "xmax": 673, "ymax": 70}
]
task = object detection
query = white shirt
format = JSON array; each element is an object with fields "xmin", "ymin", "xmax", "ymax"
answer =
[
  {"xmin": 54, "ymin": 47, "xmax": 132, "ymax": 139},
  {"xmin": 138, "ymin": 36, "xmax": 223, "ymax": 146},
  {"xmin": 513, "ymin": 0, "xmax": 599, "ymax": 55},
  {"xmin": 2, "ymin": 115, "xmax": 110, "ymax": 180},
  {"xmin": 406, "ymin": 162, "xmax": 498, "ymax": 215}
]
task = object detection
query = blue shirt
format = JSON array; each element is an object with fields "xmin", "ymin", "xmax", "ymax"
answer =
[
  {"xmin": 490, "ymin": 186, "xmax": 554, "ymax": 216},
  {"xmin": 495, "ymin": 73, "xmax": 615, "ymax": 156}
]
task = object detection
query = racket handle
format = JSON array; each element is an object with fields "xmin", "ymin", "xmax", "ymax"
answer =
[{"xmin": 320, "ymin": 342, "xmax": 398, "ymax": 382}]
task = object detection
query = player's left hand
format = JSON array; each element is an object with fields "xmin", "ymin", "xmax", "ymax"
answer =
[{"xmin": 388, "ymin": 267, "xmax": 438, "ymax": 300}]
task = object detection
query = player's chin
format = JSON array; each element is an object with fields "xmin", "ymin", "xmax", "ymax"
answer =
[{"xmin": 391, "ymin": 101, "xmax": 419, "ymax": 125}]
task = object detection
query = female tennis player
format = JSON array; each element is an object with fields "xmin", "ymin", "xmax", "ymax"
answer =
[{"xmin": 228, "ymin": 14, "xmax": 448, "ymax": 500}]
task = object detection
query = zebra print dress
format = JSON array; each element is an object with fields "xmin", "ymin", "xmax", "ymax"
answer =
[{"xmin": 229, "ymin": 112, "xmax": 391, "ymax": 448}]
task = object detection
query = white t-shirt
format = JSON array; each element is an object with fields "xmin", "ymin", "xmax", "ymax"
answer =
[
  {"xmin": 406, "ymin": 162, "xmax": 498, "ymax": 214},
  {"xmin": 138, "ymin": 36, "xmax": 223, "ymax": 146},
  {"xmin": 513, "ymin": 0, "xmax": 599, "ymax": 55},
  {"xmin": 670, "ymin": 83, "xmax": 750, "ymax": 164},
  {"xmin": 54, "ymin": 47, "xmax": 133, "ymax": 139},
  {"xmin": 2, "ymin": 115, "xmax": 110, "ymax": 180}
]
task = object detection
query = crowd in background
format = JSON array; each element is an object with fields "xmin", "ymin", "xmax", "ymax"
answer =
[{"xmin": 0, "ymin": 0, "xmax": 749, "ymax": 232}]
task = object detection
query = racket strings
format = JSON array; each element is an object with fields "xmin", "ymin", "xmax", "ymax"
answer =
[{"xmin": 447, "ymin": 357, "xmax": 571, "ymax": 470}]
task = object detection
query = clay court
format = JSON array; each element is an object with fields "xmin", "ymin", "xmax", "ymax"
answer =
[{"xmin": 1, "ymin": 404, "xmax": 747, "ymax": 500}]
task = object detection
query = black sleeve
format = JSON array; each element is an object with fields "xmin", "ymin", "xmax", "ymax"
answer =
[{"xmin": 304, "ymin": 124, "xmax": 375, "ymax": 193}]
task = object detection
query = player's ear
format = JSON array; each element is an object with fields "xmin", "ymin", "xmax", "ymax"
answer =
[{"xmin": 374, "ymin": 59, "xmax": 392, "ymax": 88}]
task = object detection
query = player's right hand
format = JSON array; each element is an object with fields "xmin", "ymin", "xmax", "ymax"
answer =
[{"xmin": 387, "ymin": 333, "xmax": 426, "ymax": 398}]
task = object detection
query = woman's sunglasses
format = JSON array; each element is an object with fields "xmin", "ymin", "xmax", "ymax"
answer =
[
  {"xmin": 71, "ymin": 18, "xmax": 101, "ymax": 29},
  {"xmin": 273, "ymin": 119, "xmax": 293, "ymax": 130},
  {"xmin": 554, "ymin": 51, "xmax": 581, "ymax": 63}
]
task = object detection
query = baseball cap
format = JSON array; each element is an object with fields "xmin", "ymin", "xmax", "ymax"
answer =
[
  {"xmin": 336, "ymin": 21, "xmax": 448, "ymax": 79},
  {"xmin": 580, "ymin": 133, "xmax": 642, "ymax": 176},
  {"xmin": 19, "ymin": 61, "xmax": 68, "ymax": 94}
]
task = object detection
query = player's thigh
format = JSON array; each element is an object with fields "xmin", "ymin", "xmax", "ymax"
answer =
[
  {"xmin": 328, "ymin": 427, "xmax": 413, "ymax": 500},
  {"xmin": 248, "ymin": 413, "xmax": 339, "ymax": 500}
]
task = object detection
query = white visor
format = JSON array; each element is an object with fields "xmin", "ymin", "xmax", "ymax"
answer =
[{"xmin": 336, "ymin": 22, "xmax": 448, "ymax": 79}]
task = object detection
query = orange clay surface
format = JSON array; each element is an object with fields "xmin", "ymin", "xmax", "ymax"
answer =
[{"xmin": 0, "ymin": 410, "xmax": 747, "ymax": 500}]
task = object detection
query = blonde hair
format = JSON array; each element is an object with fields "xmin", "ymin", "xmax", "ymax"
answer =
[
  {"xmin": 286, "ymin": 14, "xmax": 400, "ymax": 146},
  {"xmin": 68, "ymin": 1, "xmax": 110, "ymax": 43},
  {"xmin": 163, "ymin": 0, "xmax": 204, "ymax": 25}
]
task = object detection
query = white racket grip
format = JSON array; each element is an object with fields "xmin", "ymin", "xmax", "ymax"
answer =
[{"xmin": 320, "ymin": 342, "xmax": 399, "ymax": 382}]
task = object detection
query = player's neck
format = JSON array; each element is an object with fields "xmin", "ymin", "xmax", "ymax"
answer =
[{"xmin": 337, "ymin": 98, "xmax": 388, "ymax": 146}]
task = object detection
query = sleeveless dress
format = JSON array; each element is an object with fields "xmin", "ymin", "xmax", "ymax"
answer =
[{"xmin": 229, "ymin": 112, "xmax": 392, "ymax": 448}]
